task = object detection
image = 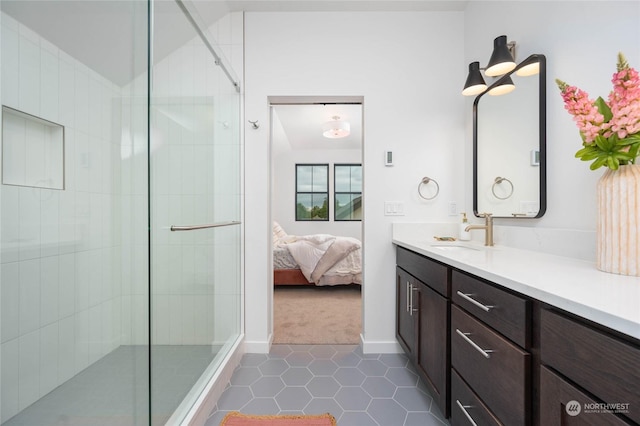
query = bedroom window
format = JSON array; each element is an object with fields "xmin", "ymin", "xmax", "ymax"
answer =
[
  {"xmin": 335, "ymin": 164, "xmax": 362, "ymax": 221},
  {"xmin": 295, "ymin": 164, "xmax": 329, "ymax": 221}
]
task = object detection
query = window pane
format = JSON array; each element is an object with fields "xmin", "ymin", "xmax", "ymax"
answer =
[
  {"xmin": 351, "ymin": 195, "xmax": 362, "ymax": 219},
  {"xmin": 335, "ymin": 166, "xmax": 351, "ymax": 192},
  {"xmin": 350, "ymin": 166, "xmax": 362, "ymax": 192},
  {"xmin": 296, "ymin": 193, "xmax": 312, "ymax": 219},
  {"xmin": 297, "ymin": 166, "xmax": 313, "ymax": 191},
  {"xmin": 335, "ymin": 194, "xmax": 352, "ymax": 220},
  {"xmin": 312, "ymin": 165, "xmax": 328, "ymax": 192},
  {"xmin": 311, "ymin": 194, "xmax": 328, "ymax": 220},
  {"xmin": 335, "ymin": 194, "xmax": 362, "ymax": 220}
]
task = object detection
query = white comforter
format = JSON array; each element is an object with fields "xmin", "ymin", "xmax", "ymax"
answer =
[{"xmin": 282, "ymin": 234, "xmax": 362, "ymax": 285}]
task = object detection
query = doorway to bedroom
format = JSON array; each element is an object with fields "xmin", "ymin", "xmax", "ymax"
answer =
[{"xmin": 269, "ymin": 97, "xmax": 363, "ymax": 345}]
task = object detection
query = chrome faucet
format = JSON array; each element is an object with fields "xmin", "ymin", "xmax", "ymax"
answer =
[{"xmin": 465, "ymin": 213, "xmax": 494, "ymax": 246}]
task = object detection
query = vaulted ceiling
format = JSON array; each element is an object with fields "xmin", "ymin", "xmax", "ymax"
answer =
[{"xmin": 1, "ymin": 1, "xmax": 467, "ymax": 150}]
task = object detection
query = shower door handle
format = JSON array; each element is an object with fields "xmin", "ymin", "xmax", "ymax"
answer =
[{"xmin": 170, "ymin": 220, "xmax": 241, "ymax": 231}]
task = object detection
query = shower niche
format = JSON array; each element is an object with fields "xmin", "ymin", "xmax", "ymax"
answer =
[{"xmin": 2, "ymin": 105, "xmax": 64, "ymax": 190}]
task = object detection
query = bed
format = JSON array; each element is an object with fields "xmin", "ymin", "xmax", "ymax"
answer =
[{"xmin": 273, "ymin": 222, "xmax": 362, "ymax": 286}]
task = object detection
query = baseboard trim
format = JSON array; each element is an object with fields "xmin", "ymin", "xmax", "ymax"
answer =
[
  {"xmin": 243, "ymin": 334, "xmax": 272, "ymax": 353},
  {"xmin": 361, "ymin": 335, "xmax": 403, "ymax": 354}
]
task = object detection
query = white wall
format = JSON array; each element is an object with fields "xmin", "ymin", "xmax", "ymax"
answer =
[
  {"xmin": 463, "ymin": 1, "xmax": 640, "ymax": 257},
  {"xmin": 244, "ymin": 11, "xmax": 466, "ymax": 352},
  {"xmin": 245, "ymin": 2, "xmax": 640, "ymax": 353}
]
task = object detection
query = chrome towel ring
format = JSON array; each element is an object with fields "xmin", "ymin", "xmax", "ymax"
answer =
[
  {"xmin": 418, "ymin": 177, "xmax": 440, "ymax": 200},
  {"xmin": 492, "ymin": 176, "xmax": 514, "ymax": 200}
]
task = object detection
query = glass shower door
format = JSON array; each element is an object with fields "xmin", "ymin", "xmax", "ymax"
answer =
[{"xmin": 148, "ymin": 1, "xmax": 241, "ymax": 424}]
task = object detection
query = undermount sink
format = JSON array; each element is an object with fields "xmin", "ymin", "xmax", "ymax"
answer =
[{"xmin": 430, "ymin": 244, "xmax": 481, "ymax": 252}]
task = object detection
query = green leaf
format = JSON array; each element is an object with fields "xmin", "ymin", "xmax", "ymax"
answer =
[
  {"xmin": 594, "ymin": 97, "xmax": 613, "ymax": 122},
  {"xmin": 575, "ymin": 145, "xmax": 597, "ymax": 157},
  {"xmin": 594, "ymin": 135, "xmax": 613, "ymax": 152},
  {"xmin": 629, "ymin": 143, "xmax": 640, "ymax": 163},
  {"xmin": 607, "ymin": 156, "xmax": 619, "ymax": 170},
  {"xmin": 590, "ymin": 156, "xmax": 608, "ymax": 170},
  {"xmin": 580, "ymin": 151, "xmax": 601, "ymax": 161},
  {"xmin": 619, "ymin": 134, "xmax": 640, "ymax": 146}
]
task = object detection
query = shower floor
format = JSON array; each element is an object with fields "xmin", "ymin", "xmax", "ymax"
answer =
[{"xmin": 3, "ymin": 345, "xmax": 218, "ymax": 426}]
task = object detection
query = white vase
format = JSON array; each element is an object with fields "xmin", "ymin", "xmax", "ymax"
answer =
[{"xmin": 596, "ymin": 164, "xmax": 640, "ymax": 276}]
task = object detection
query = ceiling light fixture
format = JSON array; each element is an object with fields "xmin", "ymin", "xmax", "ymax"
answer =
[{"xmin": 322, "ymin": 116, "xmax": 350, "ymax": 139}]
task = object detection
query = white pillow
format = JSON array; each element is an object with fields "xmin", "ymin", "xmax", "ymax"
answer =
[{"xmin": 273, "ymin": 221, "xmax": 288, "ymax": 246}]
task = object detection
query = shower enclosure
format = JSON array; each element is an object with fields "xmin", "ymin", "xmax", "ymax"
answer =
[{"xmin": 0, "ymin": 1, "xmax": 242, "ymax": 425}]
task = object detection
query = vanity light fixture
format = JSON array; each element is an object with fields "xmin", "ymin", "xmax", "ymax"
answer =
[
  {"xmin": 516, "ymin": 61, "xmax": 541, "ymax": 77},
  {"xmin": 322, "ymin": 116, "xmax": 350, "ymax": 139},
  {"xmin": 462, "ymin": 62, "xmax": 488, "ymax": 96},
  {"xmin": 485, "ymin": 35, "xmax": 517, "ymax": 76},
  {"xmin": 488, "ymin": 75, "xmax": 515, "ymax": 96},
  {"xmin": 462, "ymin": 34, "xmax": 518, "ymax": 97}
]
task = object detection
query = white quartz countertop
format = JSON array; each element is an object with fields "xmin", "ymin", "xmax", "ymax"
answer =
[{"xmin": 392, "ymin": 226, "xmax": 640, "ymax": 341}]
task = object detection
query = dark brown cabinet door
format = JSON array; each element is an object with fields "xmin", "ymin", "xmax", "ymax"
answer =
[
  {"xmin": 539, "ymin": 366, "xmax": 631, "ymax": 426},
  {"xmin": 416, "ymin": 281, "xmax": 450, "ymax": 418},
  {"xmin": 396, "ymin": 267, "xmax": 416, "ymax": 359}
]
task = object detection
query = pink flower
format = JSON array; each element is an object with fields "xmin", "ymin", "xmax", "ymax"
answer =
[
  {"xmin": 556, "ymin": 53, "xmax": 640, "ymax": 170},
  {"xmin": 556, "ymin": 80, "xmax": 606, "ymax": 143},
  {"xmin": 608, "ymin": 57, "xmax": 640, "ymax": 139}
]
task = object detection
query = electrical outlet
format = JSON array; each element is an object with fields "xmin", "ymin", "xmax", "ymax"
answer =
[{"xmin": 448, "ymin": 202, "xmax": 458, "ymax": 216}]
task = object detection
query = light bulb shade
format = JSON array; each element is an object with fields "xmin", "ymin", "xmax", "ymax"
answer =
[
  {"xmin": 322, "ymin": 119, "xmax": 350, "ymax": 138},
  {"xmin": 488, "ymin": 76, "xmax": 515, "ymax": 96},
  {"xmin": 485, "ymin": 35, "xmax": 516, "ymax": 77},
  {"xmin": 462, "ymin": 61, "xmax": 487, "ymax": 96},
  {"xmin": 515, "ymin": 61, "xmax": 540, "ymax": 77}
]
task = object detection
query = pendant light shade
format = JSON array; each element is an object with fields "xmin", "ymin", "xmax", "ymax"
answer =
[
  {"xmin": 322, "ymin": 116, "xmax": 350, "ymax": 138},
  {"xmin": 515, "ymin": 61, "xmax": 540, "ymax": 77},
  {"xmin": 488, "ymin": 76, "xmax": 515, "ymax": 96},
  {"xmin": 462, "ymin": 61, "xmax": 488, "ymax": 96},
  {"xmin": 485, "ymin": 35, "xmax": 516, "ymax": 77}
]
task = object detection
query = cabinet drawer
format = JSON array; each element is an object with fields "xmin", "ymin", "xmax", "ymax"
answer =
[
  {"xmin": 540, "ymin": 366, "xmax": 631, "ymax": 426},
  {"xmin": 451, "ymin": 369, "xmax": 502, "ymax": 426},
  {"xmin": 452, "ymin": 270, "xmax": 529, "ymax": 347},
  {"xmin": 451, "ymin": 305, "xmax": 530, "ymax": 426},
  {"xmin": 540, "ymin": 309, "xmax": 640, "ymax": 424},
  {"xmin": 397, "ymin": 246, "xmax": 449, "ymax": 297}
]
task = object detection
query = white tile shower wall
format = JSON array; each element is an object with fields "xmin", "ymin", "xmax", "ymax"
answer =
[{"xmin": 0, "ymin": 12, "xmax": 125, "ymax": 422}]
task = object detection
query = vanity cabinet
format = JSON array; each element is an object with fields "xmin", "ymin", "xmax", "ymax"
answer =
[
  {"xmin": 395, "ymin": 243, "xmax": 639, "ymax": 426},
  {"xmin": 450, "ymin": 270, "xmax": 531, "ymax": 426},
  {"xmin": 396, "ymin": 247, "xmax": 450, "ymax": 418},
  {"xmin": 540, "ymin": 308, "xmax": 640, "ymax": 425}
]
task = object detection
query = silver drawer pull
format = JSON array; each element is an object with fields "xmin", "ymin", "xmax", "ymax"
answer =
[
  {"xmin": 455, "ymin": 329, "xmax": 493, "ymax": 359},
  {"xmin": 406, "ymin": 282, "xmax": 410, "ymax": 313},
  {"xmin": 410, "ymin": 283, "xmax": 418, "ymax": 315},
  {"xmin": 456, "ymin": 400, "xmax": 479, "ymax": 426},
  {"xmin": 456, "ymin": 291, "xmax": 493, "ymax": 312}
]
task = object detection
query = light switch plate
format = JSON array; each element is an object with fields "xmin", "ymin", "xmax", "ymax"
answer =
[
  {"xmin": 384, "ymin": 201, "xmax": 404, "ymax": 216},
  {"xmin": 384, "ymin": 150, "xmax": 393, "ymax": 166}
]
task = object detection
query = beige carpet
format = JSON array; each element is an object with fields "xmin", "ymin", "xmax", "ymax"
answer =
[{"xmin": 273, "ymin": 285, "xmax": 362, "ymax": 344}]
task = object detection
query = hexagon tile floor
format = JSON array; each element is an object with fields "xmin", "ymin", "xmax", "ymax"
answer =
[{"xmin": 204, "ymin": 344, "xmax": 449, "ymax": 426}]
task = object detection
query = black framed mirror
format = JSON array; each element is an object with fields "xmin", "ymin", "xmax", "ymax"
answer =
[{"xmin": 473, "ymin": 54, "xmax": 547, "ymax": 218}]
